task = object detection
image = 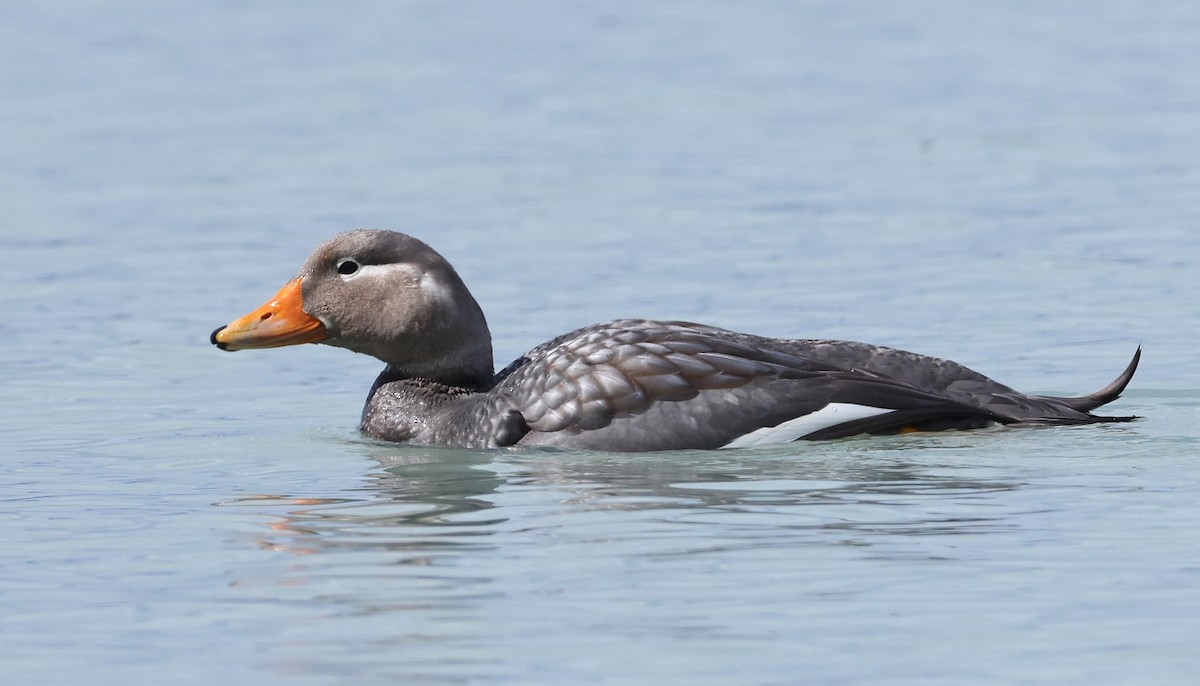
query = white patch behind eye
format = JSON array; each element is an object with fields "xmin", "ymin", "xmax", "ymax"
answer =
[
  {"xmin": 720, "ymin": 403, "xmax": 893, "ymax": 449},
  {"xmin": 345, "ymin": 263, "xmax": 395, "ymax": 280},
  {"xmin": 343, "ymin": 263, "xmax": 456, "ymax": 307},
  {"xmin": 338, "ymin": 262, "xmax": 412, "ymax": 282}
]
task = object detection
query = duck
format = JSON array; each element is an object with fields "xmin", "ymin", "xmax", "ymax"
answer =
[{"xmin": 211, "ymin": 229, "xmax": 1141, "ymax": 451}]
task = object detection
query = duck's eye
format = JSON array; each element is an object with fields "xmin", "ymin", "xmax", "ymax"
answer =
[{"xmin": 336, "ymin": 258, "xmax": 360, "ymax": 277}]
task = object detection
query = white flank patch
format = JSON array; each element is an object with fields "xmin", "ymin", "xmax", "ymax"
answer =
[{"xmin": 720, "ymin": 403, "xmax": 894, "ymax": 449}]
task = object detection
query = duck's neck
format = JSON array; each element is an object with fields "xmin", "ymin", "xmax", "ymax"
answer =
[
  {"xmin": 376, "ymin": 360, "xmax": 493, "ymax": 393},
  {"xmin": 366, "ymin": 289, "xmax": 496, "ymax": 391}
]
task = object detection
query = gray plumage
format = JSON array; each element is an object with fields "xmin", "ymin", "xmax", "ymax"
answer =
[{"xmin": 215, "ymin": 230, "xmax": 1141, "ymax": 452}]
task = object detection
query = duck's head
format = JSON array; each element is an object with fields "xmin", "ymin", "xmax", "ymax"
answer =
[{"xmin": 211, "ymin": 230, "xmax": 494, "ymax": 387}]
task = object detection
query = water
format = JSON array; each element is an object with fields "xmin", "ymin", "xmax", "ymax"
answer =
[{"xmin": 2, "ymin": 1, "xmax": 1199, "ymax": 684}]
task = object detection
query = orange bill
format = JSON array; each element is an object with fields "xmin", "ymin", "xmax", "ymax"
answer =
[{"xmin": 211, "ymin": 278, "xmax": 326, "ymax": 351}]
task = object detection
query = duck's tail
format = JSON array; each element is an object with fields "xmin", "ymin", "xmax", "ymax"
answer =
[{"xmin": 1037, "ymin": 346, "xmax": 1141, "ymax": 418}]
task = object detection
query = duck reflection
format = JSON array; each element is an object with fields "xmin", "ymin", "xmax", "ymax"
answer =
[{"xmin": 243, "ymin": 433, "xmax": 1024, "ymax": 561}]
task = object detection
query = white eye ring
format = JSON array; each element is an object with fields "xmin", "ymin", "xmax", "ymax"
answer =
[{"xmin": 336, "ymin": 258, "xmax": 361, "ymax": 279}]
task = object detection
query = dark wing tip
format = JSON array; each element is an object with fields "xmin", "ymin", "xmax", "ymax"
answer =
[{"xmin": 1056, "ymin": 345, "xmax": 1142, "ymax": 413}]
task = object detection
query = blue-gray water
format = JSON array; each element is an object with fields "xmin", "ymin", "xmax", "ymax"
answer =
[{"xmin": 2, "ymin": 2, "xmax": 1199, "ymax": 684}]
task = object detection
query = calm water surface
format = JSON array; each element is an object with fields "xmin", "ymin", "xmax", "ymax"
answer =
[{"xmin": 2, "ymin": 2, "xmax": 1199, "ymax": 685}]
